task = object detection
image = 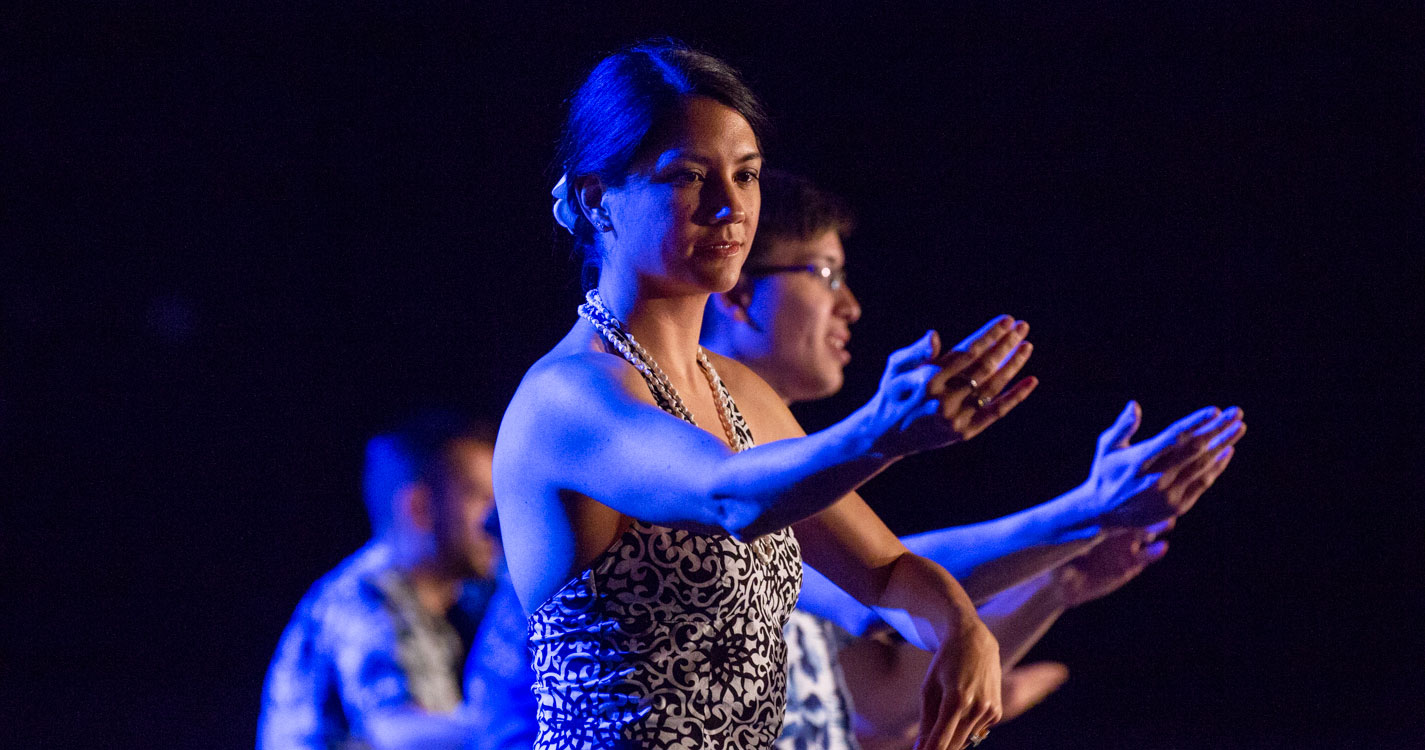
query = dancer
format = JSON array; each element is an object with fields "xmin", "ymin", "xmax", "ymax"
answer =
[
  {"xmin": 259, "ymin": 412, "xmax": 499, "ymax": 750},
  {"xmin": 469, "ymin": 166, "xmax": 1242, "ymax": 750},
  {"xmin": 493, "ymin": 41, "xmax": 1033, "ymax": 750}
]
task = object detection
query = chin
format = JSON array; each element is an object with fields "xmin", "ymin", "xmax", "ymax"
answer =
[{"xmin": 793, "ymin": 370, "xmax": 845, "ymax": 403}]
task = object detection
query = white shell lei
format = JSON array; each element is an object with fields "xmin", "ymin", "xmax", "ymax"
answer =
[{"xmin": 578, "ymin": 289, "xmax": 738, "ymax": 448}]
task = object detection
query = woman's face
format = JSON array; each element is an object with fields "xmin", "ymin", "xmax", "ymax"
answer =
[{"xmin": 597, "ymin": 96, "xmax": 762, "ymax": 295}]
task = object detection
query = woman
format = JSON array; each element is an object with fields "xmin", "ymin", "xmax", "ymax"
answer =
[{"xmin": 494, "ymin": 41, "xmax": 1037, "ymax": 750}]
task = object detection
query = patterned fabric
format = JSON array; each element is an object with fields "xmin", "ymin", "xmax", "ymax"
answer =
[
  {"xmin": 776, "ymin": 611, "xmax": 862, "ymax": 750},
  {"xmin": 258, "ymin": 542, "xmax": 491, "ymax": 750},
  {"xmin": 525, "ymin": 370, "xmax": 803, "ymax": 749},
  {"xmin": 466, "ymin": 593, "xmax": 867, "ymax": 750}
]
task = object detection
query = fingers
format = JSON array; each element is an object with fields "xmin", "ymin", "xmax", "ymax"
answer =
[
  {"xmin": 966, "ymin": 376, "xmax": 1039, "ymax": 434},
  {"xmin": 941, "ymin": 321, "xmax": 1030, "ymax": 393},
  {"xmin": 1142, "ymin": 406, "xmax": 1242, "ymax": 475},
  {"xmin": 944, "ymin": 701, "xmax": 988, "ymax": 750},
  {"xmin": 1000, "ymin": 662, "xmax": 1069, "ymax": 723},
  {"xmin": 1138, "ymin": 406, "xmax": 1219, "ymax": 462},
  {"xmin": 946, "ymin": 315, "xmax": 1015, "ymax": 358},
  {"xmin": 1165, "ymin": 419, "xmax": 1243, "ymax": 487},
  {"xmin": 934, "ymin": 316, "xmax": 1019, "ymax": 380},
  {"xmin": 1144, "ymin": 517, "xmax": 1177, "ymax": 538},
  {"xmin": 974, "ymin": 339, "xmax": 1034, "ymax": 400},
  {"xmin": 966, "ymin": 703, "xmax": 1001, "ymax": 749},
  {"xmin": 1099, "ymin": 400, "xmax": 1142, "ymax": 452},
  {"xmin": 1176, "ymin": 445, "xmax": 1236, "ymax": 511},
  {"xmin": 887, "ymin": 330, "xmax": 942, "ymax": 381},
  {"xmin": 1139, "ymin": 538, "xmax": 1169, "ymax": 564}
]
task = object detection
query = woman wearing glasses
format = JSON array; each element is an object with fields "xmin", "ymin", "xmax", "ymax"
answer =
[{"xmin": 493, "ymin": 41, "xmax": 1036, "ymax": 750}]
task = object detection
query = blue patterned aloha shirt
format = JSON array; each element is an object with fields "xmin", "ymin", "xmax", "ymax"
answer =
[{"xmin": 259, "ymin": 542, "xmax": 492, "ymax": 750}]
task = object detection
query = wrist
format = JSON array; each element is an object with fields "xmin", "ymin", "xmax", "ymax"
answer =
[
  {"xmin": 840, "ymin": 400, "xmax": 902, "ymax": 465},
  {"xmin": 1030, "ymin": 482, "xmax": 1106, "ymax": 544}
]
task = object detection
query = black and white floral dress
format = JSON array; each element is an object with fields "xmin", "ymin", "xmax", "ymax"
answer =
[{"xmin": 527, "ymin": 373, "xmax": 803, "ymax": 750}]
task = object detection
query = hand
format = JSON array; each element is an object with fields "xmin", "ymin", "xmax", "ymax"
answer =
[
  {"xmin": 915, "ymin": 616, "xmax": 1003, "ymax": 750},
  {"xmin": 1056, "ymin": 521, "xmax": 1173, "ymax": 608},
  {"xmin": 869, "ymin": 317, "xmax": 1038, "ymax": 458},
  {"xmin": 1000, "ymin": 661, "xmax": 1069, "ymax": 723},
  {"xmin": 1083, "ymin": 402, "xmax": 1244, "ymax": 529}
]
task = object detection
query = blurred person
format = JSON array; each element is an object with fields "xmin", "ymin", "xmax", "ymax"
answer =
[{"xmin": 259, "ymin": 411, "xmax": 499, "ymax": 750}]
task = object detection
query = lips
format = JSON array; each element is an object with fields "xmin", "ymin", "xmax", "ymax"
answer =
[
  {"xmin": 828, "ymin": 332, "xmax": 851, "ymax": 363},
  {"xmin": 694, "ymin": 240, "xmax": 743, "ymax": 257}
]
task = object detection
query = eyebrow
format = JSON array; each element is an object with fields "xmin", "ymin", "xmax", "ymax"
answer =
[{"xmin": 654, "ymin": 149, "xmax": 763, "ymax": 169}]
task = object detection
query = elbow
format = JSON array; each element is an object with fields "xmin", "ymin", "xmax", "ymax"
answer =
[
  {"xmin": 710, "ymin": 490, "xmax": 777, "ymax": 542},
  {"xmin": 714, "ymin": 497, "xmax": 765, "ymax": 541}
]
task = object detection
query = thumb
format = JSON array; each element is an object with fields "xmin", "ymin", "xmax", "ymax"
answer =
[
  {"xmin": 887, "ymin": 329, "xmax": 941, "ymax": 378},
  {"xmin": 1101, "ymin": 400, "xmax": 1141, "ymax": 451}
]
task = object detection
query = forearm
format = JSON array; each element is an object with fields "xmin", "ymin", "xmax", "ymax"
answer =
[
  {"xmin": 975, "ymin": 570, "xmax": 1068, "ymax": 669},
  {"xmin": 842, "ymin": 577, "xmax": 1068, "ymax": 744},
  {"xmin": 867, "ymin": 552, "xmax": 981, "ymax": 651},
  {"xmin": 902, "ymin": 483, "xmax": 1103, "ymax": 603},
  {"xmin": 711, "ymin": 406, "xmax": 899, "ymax": 539}
]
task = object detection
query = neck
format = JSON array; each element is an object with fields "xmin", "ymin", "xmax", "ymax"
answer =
[
  {"xmin": 597, "ymin": 271, "xmax": 711, "ymax": 381},
  {"xmin": 700, "ymin": 315, "xmax": 800, "ymax": 407},
  {"xmin": 404, "ymin": 562, "xmax": 462, "ymax": 616},
  {"xmin": 383, "ymin": 534, "xmax": 461, "ymax": 616}
]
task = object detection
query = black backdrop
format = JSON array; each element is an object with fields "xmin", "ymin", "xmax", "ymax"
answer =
[{"xmin": 3, "ymin": 4, "xmax": 1421, "ymax": 748}]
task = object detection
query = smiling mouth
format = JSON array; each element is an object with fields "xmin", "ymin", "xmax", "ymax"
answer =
[{"xmin": 695, "ymin": 241, "xmax": 742, "ymax": 256}]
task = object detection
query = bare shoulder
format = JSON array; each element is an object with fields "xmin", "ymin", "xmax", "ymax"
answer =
[
  {"xmin": 506, "ymin": 328, "xmax": 655, "ymax": 423},
  {"xmin": 702, "ymin": 350, "xmax": 806, "ymax": 442}
]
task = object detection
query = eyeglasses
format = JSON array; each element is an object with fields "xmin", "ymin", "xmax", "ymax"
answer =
[{"xmin": 743, "ymin": 264, "xmax": 848, "ymax": 292}]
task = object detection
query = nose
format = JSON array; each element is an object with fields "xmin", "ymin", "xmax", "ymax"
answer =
[
  {"xmin": 707, "ymin": 177, "xmax": 747, "ymax": 224},
  {"xmin": 835, "ymin": 283, "xmax": 862, "ymax": 324}
]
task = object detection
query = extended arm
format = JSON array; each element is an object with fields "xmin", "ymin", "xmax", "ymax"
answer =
[
  {"xmin": 796, "ymin": 401, "xmax": 1242, "ymax": 631},
  {"xmin": 904, "ymin": 401, "xmax": 1243, "ymax": 603},
  {"xmin": 495, "ymin": 318, "xmax": 1036, "ymax": 610}
]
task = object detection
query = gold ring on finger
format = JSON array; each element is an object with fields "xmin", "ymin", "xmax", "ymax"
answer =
[
  {"xmin": 974, "ymin": 393, "xmax": 992, "ymax": 409},
  {"xmin": 969, "ymin": 729, "xmax": 989, "ymax": 747}
]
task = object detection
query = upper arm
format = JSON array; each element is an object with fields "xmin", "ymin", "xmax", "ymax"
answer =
[
  {"xmin": 493, "ymin": 354, "xmax": 749, "ymax": 605},
  {"xmin": 494, "ymin": 353, "xmax": 741, "ymax": 530}
]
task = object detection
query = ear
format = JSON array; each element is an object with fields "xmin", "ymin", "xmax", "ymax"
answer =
[
  {"xmin": 711, "ymin": 277, "xmax": 756, "ymax": 324},
  {"xmin": 573, "ymin": 174, "xmax": 609, "ymax": 230},
  {"xmin": 399, "ymin": 483, "xmax": 434, "ymax": 532}
]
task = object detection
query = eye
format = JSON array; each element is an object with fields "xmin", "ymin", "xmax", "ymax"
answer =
[
  {"xmin": 735, "ymin": 169, "xmax": 759, "ymax": 184},
  {"xmin": 673, "ymin": 170, "xmax": 705, "ymax": 185}
]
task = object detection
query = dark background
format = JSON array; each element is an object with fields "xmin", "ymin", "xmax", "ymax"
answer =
[{"xmin": 3, "ymin": 3, "xmax": 1421, "ymax": 748}]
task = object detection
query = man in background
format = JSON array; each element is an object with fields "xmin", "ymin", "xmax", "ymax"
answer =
[{"xmin": 260, "ymin": 411, "xmax": 500, "ymax": 750}]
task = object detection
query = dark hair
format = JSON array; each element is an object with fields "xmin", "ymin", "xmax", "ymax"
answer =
[
  {"xmin": 554, "ymin": 39, "xmax": 771, "ymax": 290},
  {"xmin": 362, "ymin": 409, "xmax": 496, "ymax": 536},
  {"xmin": 746, "ymin": 168, "xmax": 856, "ymax": 266}
]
